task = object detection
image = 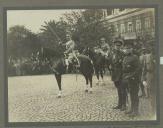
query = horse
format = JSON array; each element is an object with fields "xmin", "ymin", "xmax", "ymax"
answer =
[
  {"xmin": 83, "ymin": 47, "xmax": 111, "ymax": 85},
  {"xmin": 42, "ymin": 48, "xmax": 94, "ymax": 98}
]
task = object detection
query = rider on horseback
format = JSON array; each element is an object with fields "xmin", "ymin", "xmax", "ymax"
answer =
[
  {"xmin": 60, "ymin": 33, "xmax": 80, "ymax": 72},
  {"xmin": 99, "ymin": 37, "xmax": 110, "ymax": 58}
]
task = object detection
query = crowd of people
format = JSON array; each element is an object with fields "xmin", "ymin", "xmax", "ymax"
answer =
[
  {"xmin": 58, "ymin": 33, "xmax": 156, "ymax": 117},
  {"xmin": 81, "ymin": 36, "xmax": 156, "ymax": 117},
  {"xmin": 108, "ymin": 38, "xmax": 156, "ymax": 118},
  {"xmin": 8, "ymin": 33, "xmax": 156, "ymax": 118},
  {"xmin": 8, "ymin": 52, "xmax": 51, "ymax": 76}
]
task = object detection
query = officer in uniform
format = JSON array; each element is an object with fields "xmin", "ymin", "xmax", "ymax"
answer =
[
  {"xmin": 60, "ymin": 33, "xmax": 79, "ymax": 72},
  {"xmin": 122, "ymin": 40, "xmax": 141, "ymax": 117},
  {"xmin": 64, "ymin": 34, "xmax": 75, "ymax": 54},
  {"xmin": 110, "ymin": 40, "xmax": 125, "ymax": 110},
  {"xmin": 99, "ymin": 37, "xmax": 110, "ymax": 58}
]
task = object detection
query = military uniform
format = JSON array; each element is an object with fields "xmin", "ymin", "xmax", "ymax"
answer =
[
  {"xmin": 65, "ymin": 40, "xmax": 75, "ymax": 54},
  {"xmin": 110, "ymin": 40, "xmax": 125, "ymax": 110},
  {"xmin": 100, "ymin": 42, "xmax": 110, "ymax": 57},
  {"xmin": 122, "ymin": 46, "xmax": 140, "ymax": 116},
  {"xmin": 60, "ymin": 34, "xmax": 79, "ymax": 72}
]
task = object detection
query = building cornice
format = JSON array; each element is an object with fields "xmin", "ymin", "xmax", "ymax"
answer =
[{"xmin": 102, "ymin": 8, "xmax": 154, "ymax": 24}]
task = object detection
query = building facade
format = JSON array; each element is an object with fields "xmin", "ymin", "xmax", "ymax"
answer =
[{"xmin": 102, "ymin": 8, "xmax": 155, "ymax": 40}]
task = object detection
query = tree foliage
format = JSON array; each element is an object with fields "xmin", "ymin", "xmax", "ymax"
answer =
[
  {"xmin": 63, "ymin": 9, "xmax": 114, "ymax": 51},
  {"xmin": 39, "ymin": 9, "xmax": 114, "ymax": 55},
  {"xmin": 7, "ymin": 9, "xmax": 115, "ymax": 75},
  {"xmin": 7, "ymin": 25, "xmax": 41, "ymax": 58},
  {"xmin": 39, "ymin": 20, "xmax": 69, "ymax": 58}
]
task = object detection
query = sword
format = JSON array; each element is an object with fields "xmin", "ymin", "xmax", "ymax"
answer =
[{"xmin": 44, "ymin": 21, "xmax": 62, "ymax": 43}]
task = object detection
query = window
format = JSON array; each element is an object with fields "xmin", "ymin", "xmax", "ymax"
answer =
[
  {"xmin": 119, "ymin": 8, "xmax": 125, "ymax": 12},
  {"xmin": 115, "ymin": 24, "xmax": 119, "ymax": 32},
  {"xmin": 120, "ymin": 24, "xmax": 125, "ymax": 33},
  {"xmin": 107, "ymin": 9, "xmax": 112, "ymax": 16},
  {"xmin": 128, "ymin": 22, "xmax": 133, "ymax": 32},
  {"xmin": 145, "ymin": 17, "xmax": 150, "ymax": 29},
  {"xmin": 113, "ymin": 9, "xmax": 120, "ymax": 15},
  {"xmin": 136, "ymin": 20, "xmax": 141, "ymax": 32},
  {"xmin": 102, "ymin": 10, "xmax": 107, "ymax": 17}
]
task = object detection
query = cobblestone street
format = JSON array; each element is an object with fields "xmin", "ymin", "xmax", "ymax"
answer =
[{"xmin": 8, "ymin": 74, "xmax": 156, "ymax": 122}]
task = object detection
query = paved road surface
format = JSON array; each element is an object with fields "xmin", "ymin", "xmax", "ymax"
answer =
[{"xmin": 8, "ymin": 74, "xmax": 156, "ymax": 122}]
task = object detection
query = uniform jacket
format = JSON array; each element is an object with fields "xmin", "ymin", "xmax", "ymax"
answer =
[
  {"xmin": 110, "ymin": 50, "xmax": 123, "ymax": 82},
  {"xmin": 101, "ymin": 43, "xmax": 110, "ymax": 52},
  {"xmin": 122, "ymin": 54, "xmax": 140, "ymax": 81},
  {"xmin": 65, "ymin": 40, "xmax": 75, "ymax": 54}
]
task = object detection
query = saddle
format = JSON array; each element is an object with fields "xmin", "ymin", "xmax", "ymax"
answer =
[{"xmin": 64, "ymin": 52, "xmax": 80, "ymax": 70}]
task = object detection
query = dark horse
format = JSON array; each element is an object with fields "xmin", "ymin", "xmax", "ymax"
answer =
[
  {"xmin": 42, "ymin": 48, "xmax": 94, "ymax": 97},
  {"xmin": 83, "ymin": 47, "xmax": 111, "ymax": 85}
]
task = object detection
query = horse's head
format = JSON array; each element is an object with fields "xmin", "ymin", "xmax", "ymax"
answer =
[
  {"xmin": 82, "ymin": 47, "xmax": 95, "ymax": 60},
  {"xmin": 82, "ymin": 47, "xmax": 90, "ymax": 56}
]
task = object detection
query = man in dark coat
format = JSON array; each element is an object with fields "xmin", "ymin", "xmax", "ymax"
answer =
[
  {"xmin": 122, "ymin": 40, "xmax": 141, "ymax": 117},
  {"xmin": 110, "ymin": 40, "xmax": 124, "ymax": 110},
  {"xmin": 139, "ymin": 47, "xmax": 147, "ymax": 97}
]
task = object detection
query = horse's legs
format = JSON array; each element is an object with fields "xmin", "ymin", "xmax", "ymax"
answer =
[
  {"xmin": 100, "ymin": 68, "xmax": 105, "ymax": 85},
  {"xmin": 100, "ymin": 69, "xmax": 104, "ymax": 79},
  {"xmin": 95, "ymin": 68, "xmax": 100, "ymax": 84},
  {"xmin": 55, "ymin": 74, "xmax": 62, "ymax": 97},
  {"xmin": 84, "ymin": 75, "xmax": 89, "ymax": 92},
  {"xmin": 88, "ymin": 75, "xmax": 93, "ymax": 93},
  {"xmin": 95, "ymin": 69, "xmax": 99, "ymax": 80}
]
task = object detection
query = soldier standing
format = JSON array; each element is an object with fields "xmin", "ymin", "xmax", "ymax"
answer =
[
  {"xmin": 110, "ymin": 40, "xmax": 124, "ymax": 110},
  {"xmin": 122, "ymin": 40, "xmax": 141, "ymax": 117}
]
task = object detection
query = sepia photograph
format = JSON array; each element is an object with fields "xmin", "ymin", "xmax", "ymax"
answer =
[{"xmin": 7, "ymin": 8, "xmax": 157, "ymax": 123}]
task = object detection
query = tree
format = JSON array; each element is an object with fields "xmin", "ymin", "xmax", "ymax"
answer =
[
  {"xmin": 7, "ymin": 25, "xmax": 41, "ymax": 58},
  {"xmin": 63, "ymin": 9, "xmax": 114, "ymax": 51},
  {"xmin": 39, "ymin": 9, "xmax": 115, "ymax": 56},
  {"xmin": 39, "ymin": 20, "xmax": 69, "ymax": 58}
]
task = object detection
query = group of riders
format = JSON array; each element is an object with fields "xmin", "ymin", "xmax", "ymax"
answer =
[
  {"xmin": 59, "ymin": 34, "xmax": 110, "ymax": 72},
  {"xmin": 57, "ymin": 32, "xmax": 156, "ymax": 118}
]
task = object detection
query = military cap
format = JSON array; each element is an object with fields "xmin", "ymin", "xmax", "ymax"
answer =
[
  {"xmin": 140, "ymin": 47, "xmax": 147, "ymax": 52},
  {"xmin": 123, "ymin": 40, "xmax": 134, "ymax": 47},
  {"xmin": 100, "ymin": 37, "xmax": 106, "ymax": 41},
  {"xmin": 113, "ymin": 40, "xmax": 123, "ymax": 46},
  {"xmin": 142, "ymin": 47, "xmax": 146, "ymax": 50}
]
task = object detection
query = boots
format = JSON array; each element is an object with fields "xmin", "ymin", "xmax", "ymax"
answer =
[
  {"xmin": 120, "ymin": 105, "xmax": 127, "ymax": 111},
  {"xmin": 125, "ymin": 109, "xmax": 133, "ymax": 114},
  {"xmin": 128, "ymin": 106, "xmax": 139, "ymax": 117},
  {"xmin": 128, "ymin": 111, "xmax": 139, "ymax": 117},
  {"xmin": 65, "ymin": 58, "xmax": 69, "ymax": 73},
  {"xmin": 113, "ymin": 105, "xmax": 122, "ymax": 109}
]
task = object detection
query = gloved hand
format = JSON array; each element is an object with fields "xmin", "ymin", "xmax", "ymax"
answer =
[
  {"xmin": 59, "ymin": 41, "xmax": 62, "ymax": 45},
  {"xmin": 64, "ymin": 51, "xmax": 68, "ymax": 54}
]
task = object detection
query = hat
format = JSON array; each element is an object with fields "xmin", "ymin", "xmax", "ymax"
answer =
[
  {"xmin": 123, "ymin": 40, "xmax": 134, "ymax": 47},
  {"xmin": 141, "ymin": 47, "xmax": 147, "ymax": 52},
  {"xmin": 100, "ymin": 37, "xmax": 106, "ymax": 41},
  {"xmin": 113, "ymin": 40, "xmax": 123, "ymax": 46},
  {"xmin": 142, "ymin": 47, "xmax": 146, "ymax": 50}
]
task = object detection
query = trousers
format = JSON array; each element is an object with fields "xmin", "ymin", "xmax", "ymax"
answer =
[{"xmin": 114, "ymin": 80, "xmax": 127, "ymax": 107}]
